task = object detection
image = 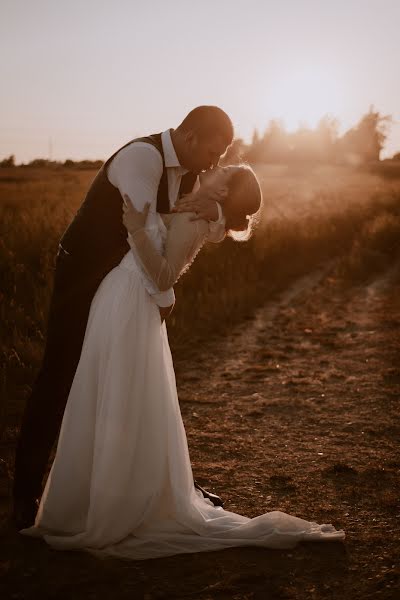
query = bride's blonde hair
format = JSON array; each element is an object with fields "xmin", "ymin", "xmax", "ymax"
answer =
[{"xmin": 223, "ymin": 164, "xmax": 263, "ymax": 241}]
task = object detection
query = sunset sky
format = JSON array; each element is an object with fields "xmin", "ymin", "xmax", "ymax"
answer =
[{"xmin": 1, "ymin": 0, "xmax": 399, "ymax": 162}]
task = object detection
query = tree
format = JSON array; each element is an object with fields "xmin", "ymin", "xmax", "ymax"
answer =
[
  {"xmin": 315, "ymin": 115, "xmax": 339, "ymax": 162},
  {"xmin": 288, "ymin": 125, "xmax": 319, "ymax": 163},
  {"xmin": 245, "ymin": 128, "xmax": 264, "ymax": 163},
  {"xmin": 251, "ymin": 129, "xmax": 261, "ymax": 146},
  {"xmin": 0, "ymin": 155, "xmax": 15, "ymax": 167},
  {"xmin": 262, "ymin": 120, "xmax": 290, "ymax": 162},
  {"xmin": 339, "ymin": 107, "xmax": 392, "ymax": 164}
]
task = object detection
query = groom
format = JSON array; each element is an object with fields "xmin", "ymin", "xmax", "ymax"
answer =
[{"xmin": 13, "ymin": 105, "xmax": 234, "ymax": 529}]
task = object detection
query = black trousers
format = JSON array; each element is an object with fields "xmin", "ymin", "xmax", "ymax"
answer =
[{"xmin": 13, "ymin": 248, "xmax": 104, "ymax": 503}]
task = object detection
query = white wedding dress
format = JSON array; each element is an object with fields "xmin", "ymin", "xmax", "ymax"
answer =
[{"xmin": 20, "ymin": 209, "xmax": 345, "ymax": 560}]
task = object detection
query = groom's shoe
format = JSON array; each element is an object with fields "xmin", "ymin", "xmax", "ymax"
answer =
[
  {"xmin": 12, "ymin": 497, "xmax": 39, "ymax": 530},
  {"xmin": 194, "ymin": 480, "xmax": 224, "ymax": 507}
]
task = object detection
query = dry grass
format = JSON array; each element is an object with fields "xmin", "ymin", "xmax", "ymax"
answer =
[
  {"xmin": 1, "ymin": 164, "xmax": 400, "ymax": 599},
  {"xmin": 1, "ymin": 164, "xmax": 400, "ymax": 428}
]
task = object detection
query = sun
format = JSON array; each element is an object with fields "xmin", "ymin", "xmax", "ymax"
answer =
[{"xmin": 267, "ymin": 67, "xmax": 344, "ymax": 131}]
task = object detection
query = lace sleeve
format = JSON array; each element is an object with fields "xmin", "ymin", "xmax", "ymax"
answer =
[{"xmin": 128, "ymin": 213, "xmax": 209, "ymax": 293}]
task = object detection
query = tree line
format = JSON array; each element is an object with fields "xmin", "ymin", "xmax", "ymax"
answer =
[
  {"xmin": 1, "ymin": 107, "xmax": 399, "ymax": 169},
  {"xmin": 0, "ymin": 156, "xmax": 104, "ymax": 169},
  {"xmin": 224, "ymin": 107, "xmax": 399, "ymax": 166}
]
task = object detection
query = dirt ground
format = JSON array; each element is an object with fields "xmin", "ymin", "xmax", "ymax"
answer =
[{"xmin": 1, "ymin": 262, "xmax": 399, "ymax": 600}]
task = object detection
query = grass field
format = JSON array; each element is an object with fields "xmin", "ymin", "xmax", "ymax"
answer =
[
  {"xmin": 0, "ymin": 166, "xmax": 398, "ymax": 394},
  {"xmin": 1, "ymin": 163, "xmax": 399, "ymax": 415}
]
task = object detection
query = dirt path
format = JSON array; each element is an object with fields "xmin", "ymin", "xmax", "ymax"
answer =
[
  {"xmin": 1, "ymin": 264, "xmax": 399, "ymax": 599},
  {"xmin": 173, "ymin": 262, "xmax": 400, "ymax": 599}
]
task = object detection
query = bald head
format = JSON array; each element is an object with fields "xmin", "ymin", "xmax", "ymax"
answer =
[{"xmin": 173, "ymin": 106, "xmax": 234, "ymax": 174}]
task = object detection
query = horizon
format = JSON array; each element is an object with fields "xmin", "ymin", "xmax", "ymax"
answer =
[
  {"xmin": 1, "ymin": 0, "xmax": 400, "ymax": 162},
  {"xmin": 2, "ymin": 110, "xmax": 395, "ymax": 166}
]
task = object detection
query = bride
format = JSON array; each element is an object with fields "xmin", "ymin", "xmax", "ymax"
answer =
[{"xmin": 20, "ymin": 165, "xmax": 345, "ymax": 560}]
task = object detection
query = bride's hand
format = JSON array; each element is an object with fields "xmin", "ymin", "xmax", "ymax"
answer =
[
  {"xmin": 123, "ymin": 195, "xmax": 151, "ymax": 235},
  {"xmin": 172, "ymin": 185, "xmax": 227, "ymax": 221}
]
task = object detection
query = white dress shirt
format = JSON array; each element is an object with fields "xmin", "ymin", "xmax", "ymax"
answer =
[{"xmin": 107, "ymin": 129, "xmax": 225, "ymax": 307}]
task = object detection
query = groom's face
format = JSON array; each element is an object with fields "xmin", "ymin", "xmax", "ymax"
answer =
[{"xmin": 185, "ymin": 132, "xmax": 228, "ymax": 175}]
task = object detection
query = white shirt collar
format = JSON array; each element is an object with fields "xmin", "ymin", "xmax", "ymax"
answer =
[{"xmin": 161, "ymin": 129, "xmax": 187, "ymax": 171}]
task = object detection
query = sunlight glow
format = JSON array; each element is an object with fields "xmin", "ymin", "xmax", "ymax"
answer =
[{"xmin": 267, "ymin": 68, "xmax": 345, "ymax": 131}]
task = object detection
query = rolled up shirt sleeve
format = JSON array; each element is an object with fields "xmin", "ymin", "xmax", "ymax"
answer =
[
  {"xmin": 107, "ymin": 142, "xmax": 163, "ymax": 210},
  {"xmin": 108, "ymin": 143, "xmax": 177, "ymax": 307}
]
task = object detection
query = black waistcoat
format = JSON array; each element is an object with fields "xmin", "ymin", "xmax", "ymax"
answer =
[{"xmin": 59, "ymin": 133, "xmax": 195, "ymax": 288}]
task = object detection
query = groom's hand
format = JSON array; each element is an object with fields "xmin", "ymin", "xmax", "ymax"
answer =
[{"xmin": 122, "ymin": 195, "xmax": 151, "ymax": 234}]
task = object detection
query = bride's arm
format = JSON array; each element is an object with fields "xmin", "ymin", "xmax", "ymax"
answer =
[{"xmin": 123, "ymin": 199, "xmax": 209, "ymax": 293}]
